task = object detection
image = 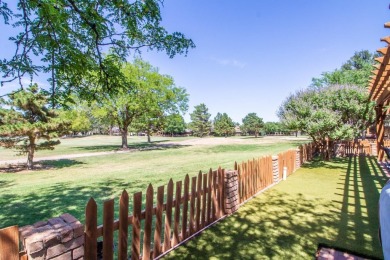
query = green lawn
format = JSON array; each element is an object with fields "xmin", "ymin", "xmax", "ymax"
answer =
[
  {"xmin": 0, "ymin": 135, "xmax": 193, "ymax": 161},
  {"xmin": 0, "ymin": 136, "xmax": 304, "ymax": 229},
  {"xmin": 164, "ymin": 156, "xmax": 386, "ymax": 259}
]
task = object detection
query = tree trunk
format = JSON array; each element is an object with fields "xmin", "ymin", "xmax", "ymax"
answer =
[
  {"xmin": 121, "ymin": 128, "xmax": 128, "ymax": 149},
  {"xmin": 255, "ymin": 131, "xmax": 258, "ymax": 138},
  {"xmin": 147, "ymin": 132, "xmax": 151, "ymax": 143},
  {"xmin": 27, "ymin": 136, "xmax": 35, "ymax": 170}
]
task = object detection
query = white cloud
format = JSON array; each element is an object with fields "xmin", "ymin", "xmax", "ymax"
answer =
[{"xmin": 209, "ymin": 57, "xmax": 246, "ymax": 68}]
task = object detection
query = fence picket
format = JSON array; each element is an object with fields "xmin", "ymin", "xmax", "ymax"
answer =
[
  {"xmin": 132, "ymin": 192, "xmax": 142, "ymax": 260},
  {"xmin": 207, "ymin": 169, "xmax": 212, "ymax": 224},
  {"xmin": 143, "ymin": 185, "xmax": 154, "ymax": 260},
  {"xmin": 0, "ymin": 225, "xmax": 19, "ymax": 260},
  {"xmin": 85, "ymin": 198, "xmax": 97, "ymax": 259},
  {"xmin": 153, "ymin": 186, "xmax": 164, "ymax": 258},
  {"xmin": 190, "ymin": 176, "xmax": 197, "ymax": 235},
  {"xmin": 181, "ymin": 175, "xmax": 189, "ymax": 240},
  {"xmin": 163, "ymin": 179, "xmax": 174, "ymax": 251},
  {"xmin": 173, "ymin": 181, "xmax": 182, "ymax": 246},
  {"xmin": 118, "ymin": 190, "xmax": 129, "ymax": 259},
  {"xmin": 196, "ymin": 172, "xmax": 202, "ymax": 231},
  {"xmin": 103, "ymin": 199, "xmax": 114, "ymax": 260},
  {"xmin": 212, "ymin": 170, "xmax": 218, "ymax": 220},
  {"xmin": 202, "ymin": 173, "xmax": 207, "ymax": 228}
]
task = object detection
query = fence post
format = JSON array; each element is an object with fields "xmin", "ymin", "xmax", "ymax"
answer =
[
  {"xmin": 272, "ymin": 156, "xmax": 279, "ymax": 183},
  {"xmin": 224, "ymin": 170, "xmax": 239, "ymax": 214}
]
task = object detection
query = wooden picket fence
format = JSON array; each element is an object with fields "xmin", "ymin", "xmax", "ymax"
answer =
[
  {"xmin": 83, "ymin": 145, "xmax": 316, "ymax": 259},
  {"xmin": 84, "ymin": 168, "xmax": 225, "ymax": 260},
  {"xmin": 0, "ymin": 143, "xmax": 316, "ymax": 260},
  {"xmin": 235, "ymin": 156, "xmax": 273, "ymax": 203},
  {"xmin": 343, "ymin": 141, "xmax": 371, "ymax": 155}
]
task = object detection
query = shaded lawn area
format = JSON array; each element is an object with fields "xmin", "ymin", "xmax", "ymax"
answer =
[{"xmin": 164, "ymin": 156, "xmax": 387, "ymax": 259}]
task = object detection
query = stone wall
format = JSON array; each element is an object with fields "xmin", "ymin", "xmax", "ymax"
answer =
[{"xmin": 19, "ymin": 214, "xmax": 84, "ymax": 259}]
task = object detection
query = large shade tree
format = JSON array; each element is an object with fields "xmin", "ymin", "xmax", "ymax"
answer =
[
  {"xmin": 0, "ymin": 84, "xmax": 69, "ymax": 169},
  {"xmin": 0, "ymin": 0, "xmax": 195, "ymax": 105},
  {"xmin": 97, "ymin": 59, "xmax": 188, "ymax": 148}
]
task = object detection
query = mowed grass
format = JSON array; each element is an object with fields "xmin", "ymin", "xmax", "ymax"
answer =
[
  {"xmin": 0, "ymin": 135, "xmax": 305, "ymax": 229},
  {"xmin": 164, "ymin": 156, "xmax": 386, "ymax": 259},
  {"xmin": 0, "ymin": 135, "xmax": 193, "ymax": 161}
]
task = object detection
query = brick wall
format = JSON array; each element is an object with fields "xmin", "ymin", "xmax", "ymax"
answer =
[
  {"xmin": 224, "ymin": 170, "xmax": 239, "ymax": 214},
  {"xmin": 19, "ymin": 214, "xmax": 84, "ymax": 259}
]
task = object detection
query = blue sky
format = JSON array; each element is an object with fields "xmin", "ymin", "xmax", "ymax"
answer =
[
  {"xmin": 0, "ymin": 1, "xmax": 389, "ymax": 123},
  {"xmin": 141, "ymin": 0, "xmax": 389, "ymax": 122}
]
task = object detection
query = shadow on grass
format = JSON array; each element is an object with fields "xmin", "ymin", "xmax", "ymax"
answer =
[
  {"xmin": 300, "ymin": 157, "xmax": 348, "ymax": 170},
  {"xmin": 73, "ymin": 141, "xmax": 189, "ymax": 152},
  {"xmin": 0, "ymin": 178, "xmax": 147, "ymax": 229},
  {"xmin": 164, "ymin": 156, "xmax": 385, "ymax": 259},
  {"xmin": 0, "ymin": 159, "xmax": 85, "ymax": 173}
]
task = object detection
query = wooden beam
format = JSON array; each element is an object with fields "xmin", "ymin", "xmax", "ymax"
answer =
[
  {"xmin": 385, "ymin": 22, "xmax": 390, "ymax": 28},
  {"xmin": 375, "ymin": 57, "xmax": 385, "ymax": 63},
  {"xmin": 377, "ymin": 47, "xmax": 389, "ymax": 55},
  {"xmin": 381, "ymin": 36, "xmax": 390, "ymax": 44}
]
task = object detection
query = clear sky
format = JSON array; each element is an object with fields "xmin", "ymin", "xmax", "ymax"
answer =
[
  {"xmin": 141, "ymin": 0, "xmax": 390, "ymax": 123},
  {"xmin": 0, "ymin": 1, "xmax": 389, "ymax": 123}
]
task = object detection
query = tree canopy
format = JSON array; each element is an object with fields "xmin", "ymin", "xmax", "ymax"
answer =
[
  {"xmin": 96, "ymin": 58, "xmax": 188, "ymax": 148},
  {"xmin": 278, "ymin": 84, "xmax": 375, "ymax": 158},
  {"xmin": 213, "ymin": 112, "xmax": 235, "ymax": 137},
  {"xmin": 311, "ymin": 50, "xmax": 378, "ymax": 88},
  {"xmin": 164, "ymin": 114, "xmax": 186, "ymax": 136},
  {"xmin": 189, "ymin": 103, "xmax": 211, "ymax": 138},
  {"xmin": 0, "ymin": 84, "xmax": 69, "ymax": 169},
  {"xmin": 0, "ymin": 0, "xmax": 195, "ymax": 105},
  {"xmin": 241, "ymin": 113, "xmax": 264, "ymax": 137}
]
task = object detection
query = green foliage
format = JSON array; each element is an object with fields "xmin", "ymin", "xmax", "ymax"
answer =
[
  {"xmin": 311, "ymin": 50, "xmax": 377, "ymax": 88},
  {"xmin": 96, "ymin": 58, "xmax": 188, "ymax": 147},
  {"xmin": 0, "ymin": 84, "xmax": 70, "ymax": 169},
  {"xmin": 164, "ymin": 114, "xmax": 186, "ymax": 136},
  {"xmin": 59, "ymin": 98, "xmax": 92, "ymax": 134},
  {"xmin": 189, "ymin": 103, "xmax": 212, "ymax": 137},
  {"xmin": 264, "ymin": 122, "xmax": 287, "ymax": 135},
  {"xmin": 213, "ymin": 112, "xmax": 235, "ymax": 137},
  {"xmin": 241, "ymin": 113, "xmax": 264, "ymax": 137},
  {"xmin": 0, "ymin": 0, "xmax": 195, "ymax": 104},
  {"xmin": 278, "ymin": 85, "xmax": 375, "ymax": 145}
]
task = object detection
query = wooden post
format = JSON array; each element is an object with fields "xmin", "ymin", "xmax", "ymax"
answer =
[
  {"xmin": 0, "ymin": 225, "xmax": 19, "ymax": 260},
  {"xmin": 376, "ymin": 105, "xmax": 386, "ymax": 161},
  {"xmin": 85, "ymin": 198, "xmax": 97, "ymax": 260},
  {"xmin": 118, "ymin": 190, "xmax": 129, "ymax": 260}
]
